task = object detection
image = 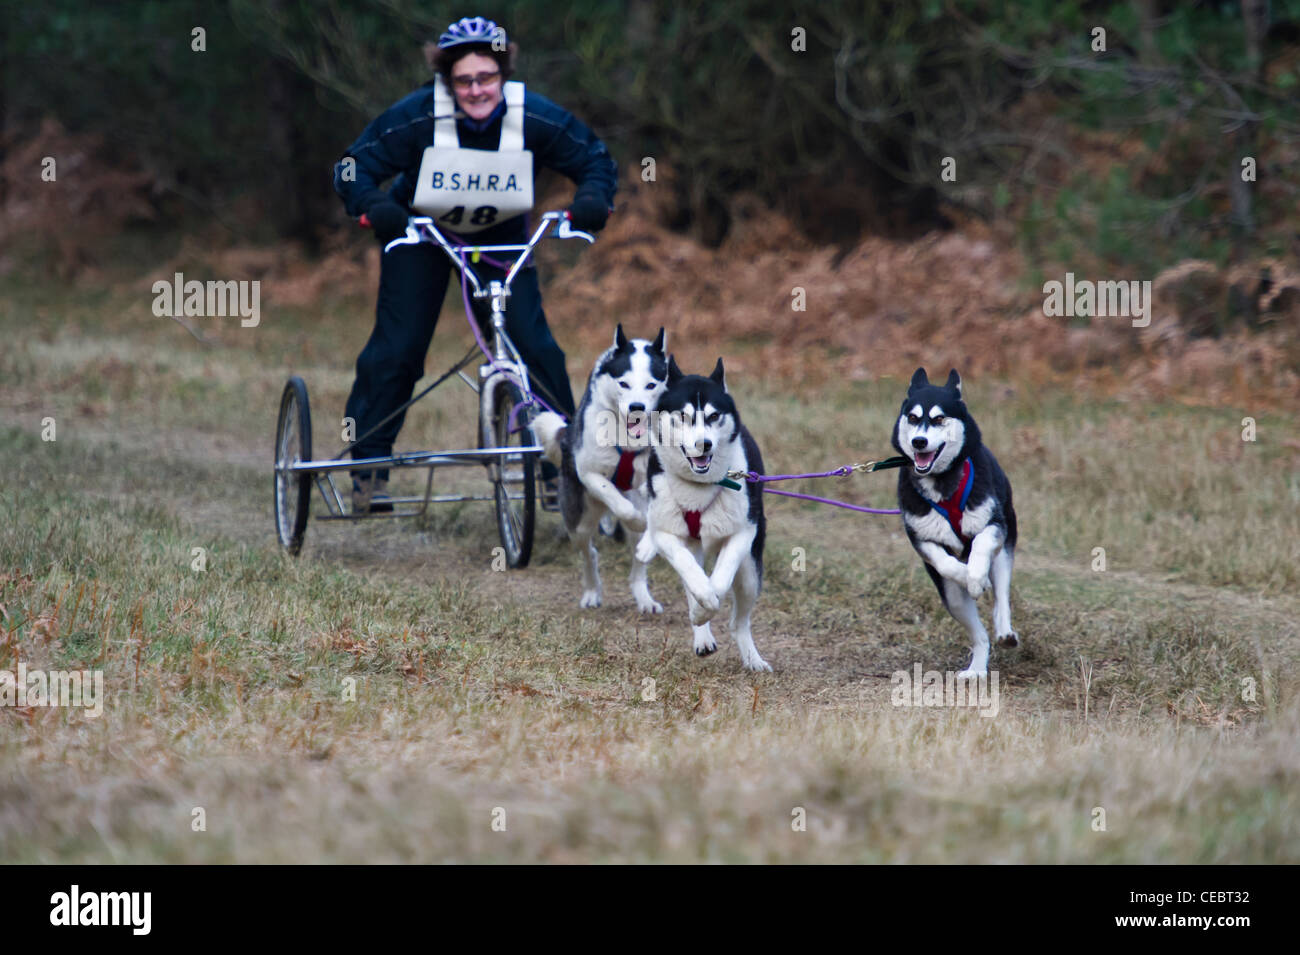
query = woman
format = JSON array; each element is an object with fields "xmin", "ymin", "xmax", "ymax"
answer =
[{"xmin": 333, "ymin": 16, "xmax": 617, "ymax": 512}]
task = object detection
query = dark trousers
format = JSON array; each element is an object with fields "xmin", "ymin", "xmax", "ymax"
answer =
[{"xmin": 345, "ymin": 241, "xmax": 576, "ymax": 481}]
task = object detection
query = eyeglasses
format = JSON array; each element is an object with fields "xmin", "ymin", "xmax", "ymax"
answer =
[{"xmin": 451, "ymin": 70, "xmax": 501, "ymax": 91}]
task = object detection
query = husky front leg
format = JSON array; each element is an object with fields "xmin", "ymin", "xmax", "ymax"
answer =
[
  {"xmin": 964, "ymin": 526, "xmax": 1004, "ymax": 598},
  {"xmin": 707, "ymin": 526, "xmax": 758, "ymax": 602},
  {"xmin": 634, "ymin": 504, "xmax": 657, "ymax": 563},
  {"xmin": 941, "ymin": 577, "xmax": 991, "ymax": 677},
  {"xmin": 917, "ymin": 541, "xmax": 969, "ymax": 585},
  {"xmin": 729, "ymin": 557, "xmax": 770, "ymax": 672},
  {"xmin": 990, "ymin": 546, "xmax": 1018, "ymax": 647},
  {"xmin": 628, "ymin": 545, "xmax": 662, "ymax": 614},
  {"xmin": 650, "ymin": 530, "xmax": 719, "ymax": 616},
  {"xmin": 572, "ymin": 506, "xmax": 605, "ymax": 608},
  {"xmin": 580, "ymin": 472, "xmax": 644, "ymax": 529},
  {"xmin": 683, "ymin": 539, "xmax": 717, "ymax": 654},
  {"xmin": 684, "ymin": 590, "xmax": 718, "ymax": 656}
]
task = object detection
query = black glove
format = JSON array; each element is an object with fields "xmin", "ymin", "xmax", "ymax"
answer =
[
  {"xmin": 567, "ymin": 193, "xmax": 609, "ymax": 233},
  {"xmin": 366, "ymin": 200, "xmax": 409, "ymax": 242}
]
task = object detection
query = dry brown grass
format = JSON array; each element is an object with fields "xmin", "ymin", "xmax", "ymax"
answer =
[{"xmin": 1, "ymin": 266, "xmax": 1298, "ymax": 862}]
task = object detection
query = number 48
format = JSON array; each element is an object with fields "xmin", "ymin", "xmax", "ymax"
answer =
[{"xmin": 439, "ymin": 205, "xmax": 498, "ymax": 226}]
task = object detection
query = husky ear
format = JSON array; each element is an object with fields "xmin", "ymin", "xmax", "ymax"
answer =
[
  {"xmin": 910, "ymin": 367, "xmax": 929, "ymax": 390},
  {"xmin": 614, "ymin": 323, "xmax": 629, "ymax": 351},
  {"xmin": 666, "ymin": 355, "xmax": 684, "ymax": 384},
  {"xmin": 651, "ymin": 327, "xmax": 666, "ymax": 354},
  {"xmin": 709, "ymin": 357, "xmax": 726, "ymax": 389},
  {"xmin": 945, "ymin": 369, "xmax": 962, "ymax": 394}
]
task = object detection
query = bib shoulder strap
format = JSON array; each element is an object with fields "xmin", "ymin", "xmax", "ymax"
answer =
[
  {"xmin": 500, "ymin": 81, "xmax": 526, "ymax": 151},
  {"xmin": 432, "ymin": 75, "xmax": 458, "ymax": 148},
  {"xmin": 432, "ymin": 77, "xmax": 525, "ymax": 151}
]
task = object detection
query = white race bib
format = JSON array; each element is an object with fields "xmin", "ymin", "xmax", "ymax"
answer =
[{"xmin": 411, "ymin": 78, "xmax": 534, "ymax": 234}]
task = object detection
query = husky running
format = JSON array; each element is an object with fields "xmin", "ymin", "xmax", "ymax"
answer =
[
  {"xmin": 534, "ymin": 325, "xmax": 668, "ymax": 612},
  {"xmin": 892, "ymin": 368, "xmax": 1019, "ymax": 677},
  {"xmin": 635, "ymin": 357, "xmax": 771, "ymax": 672}
]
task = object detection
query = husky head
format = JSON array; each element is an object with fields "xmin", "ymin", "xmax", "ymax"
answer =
[
  {"xmin": 651, "ymin": 356, "xmax": 738, "ymax": 482},
  {"xmin": 891, "ymin": 367, "xmax": 979, "ymax": 477},
  {"xmin": 592, "ymin": 324, "xmax": 668, "ymax": 446}
]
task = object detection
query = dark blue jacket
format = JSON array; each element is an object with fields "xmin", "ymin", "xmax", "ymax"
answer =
[{"xmin": 333, "ymin": 79, "xmax": 617, "ymax": 243}]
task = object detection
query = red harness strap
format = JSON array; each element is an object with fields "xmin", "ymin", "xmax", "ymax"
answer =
[
  {"xmin": 928, "ymin": 458, "xmax": 974, "ymax": 544},
  {"xmin": 612, "ymin": 449, "xmax": 638, "ymax": 492},
  {"xmin": 682, "ymin": 488, "xmax": 724, "ymax": 540}
]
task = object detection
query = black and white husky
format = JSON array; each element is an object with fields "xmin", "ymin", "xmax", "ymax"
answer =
[
  {"xmin": 535, "ymin": 325, "xmax": 668, "ymax": 612},
  {"xmin": 634, "ymin": 357, "xmax": 771, "ymax": 672},
  {"xmin": 892, "ymin": 368, "xmax": 1019, "ymax": 677}
]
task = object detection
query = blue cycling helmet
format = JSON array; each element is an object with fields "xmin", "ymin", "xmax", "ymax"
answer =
[{"xmin": 437, "ymin": 16, "xmax": 506, "ymax": 50}]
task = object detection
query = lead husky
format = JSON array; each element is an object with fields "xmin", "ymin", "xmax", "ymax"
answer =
[
  {"xmin": 635, "ymin": 357, "xmax": 770, "ymax": 672},
  {"xmin": 893, "ymin": 368, "xmax": 1019, "ymax": 677},
  {"xmin": 534, "ymin": 325, "xmax": 668, "ymax": 612}
]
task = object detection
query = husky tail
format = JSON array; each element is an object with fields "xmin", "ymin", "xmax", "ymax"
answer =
[{"xmin": 533, "ymin": 412, "xmax": 567, "ymax": 468}]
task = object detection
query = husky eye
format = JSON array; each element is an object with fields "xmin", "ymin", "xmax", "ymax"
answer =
[
  {"xmin": 645, "ymin": 382, "xmax": 656, "ymax": 390},
  {"xmin": 619, "ymin": 381, "xmax": 630, "ymax": 390},
  {"xmin": 705, "ymin": 412, "xmax": 719, "ymax": 424},
  {"xmin": 907, "ymin": 414, "xmax": 921, "ymax": 425},
  {"xmin": 932, "ymin": 415, "xmax": 946, "ymax": 425}
]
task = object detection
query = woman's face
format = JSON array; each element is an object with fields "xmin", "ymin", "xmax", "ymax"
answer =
[{"xmin": 449, "ymin": 51, "xmax": 504, "ymax": 121}]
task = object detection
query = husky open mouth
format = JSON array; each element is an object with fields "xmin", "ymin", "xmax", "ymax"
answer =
[
  {"xmin": 682, "ymin": 447, "xmax": 713, "ymax": 474},
  {"xmin": 626, "ymin": 412, "xmax": 646, "ymax": 440},
  {"xmin": 912, "ymin": 443, "xmax": 945, "ymax": 474}
]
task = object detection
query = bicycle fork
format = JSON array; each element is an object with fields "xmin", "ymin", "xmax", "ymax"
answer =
[{"xmin": 477, "ymin": 280, "xmax": 532, "ymax": 481}]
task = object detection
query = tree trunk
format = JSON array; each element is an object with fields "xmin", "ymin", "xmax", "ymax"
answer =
[
  {"xmin": 0, "ymin": 9, "xmax": 8, "ymax": 210},
  {"xmin": 1231, "ymin": 0, "xmax": 1270, "ymax": 246}
]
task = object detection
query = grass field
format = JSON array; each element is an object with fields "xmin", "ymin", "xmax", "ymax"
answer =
[{"xmin": 1, "ymin": 273, "xmax": 1298, "ymax": 863}]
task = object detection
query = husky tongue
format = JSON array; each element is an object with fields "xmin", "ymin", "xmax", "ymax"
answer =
[
  {"xmin": 915, "ymin": 450, "xmax": 937, "ymax": 468},
  {"xmin": 627, "ymin": 417, "xmax": 645, "ymax": 439},
  {"xmin": 690, "ymin": 453, "xmax": 712, "ymax": 470}
]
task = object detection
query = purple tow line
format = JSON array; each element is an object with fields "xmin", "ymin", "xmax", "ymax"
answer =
[
  {"xmin": 736, "ymin": 466, "xmax": 901, "ymax": 515},
  {"xmin": 453, "ymin": 239, "xmax": 896, "ymax": 515}
]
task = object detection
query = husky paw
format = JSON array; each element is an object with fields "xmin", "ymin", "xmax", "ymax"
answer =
[
  {"xmin": 742, "ymin": 654, "xmax": 773, "ymax": 673},
  {"xmin": 687, "ymin": 578, "xmax": 720, "ymax": 611},
  {"xmin": 956, "ymin": 666, "xmax": 987, "ymax": 681},
  {"xmin": 635, "ymin": 595, "xmax": 664, "ymax": 614},
  {"xmin": 614, "ymin": 501, "xmax": 644, "ymax": 529},
  {"xmin": 694, "ymin": 632, "xmax": 718, "ymax": 656},
  {"xmin": 995, "ymin": 630, "xmax": 1020, "ymax": 648},
  {"xmin": 966, "ymin": 570, "xmax": 991, "ymax": 598},
  {"xmin": 579, "ymin": 589, "xmax": 602, "ymax": 609},
  {"xmin": 689, "ymin": 600, "xmax": 719, "ymax": 626},
  {"xmin": 634, "ymin": 534, "xmax": 657, "ymax": 564}
]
